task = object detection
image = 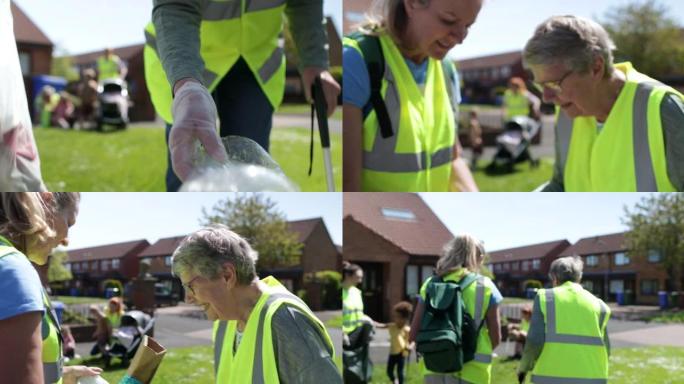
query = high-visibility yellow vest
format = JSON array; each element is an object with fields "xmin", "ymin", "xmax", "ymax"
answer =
[
  {"xmin": 144, "ymin": 0, "xmax": 286, "ymax": 124},
  {"xmin": 342, "ymin": 285, "xmax": 364, "ymax": 334},
  {"xmin": 0, "ymin": 241, "xmax": 63, "ymax": 384},
  {"xmin": 503, "ymin": 89, "xmax": 529, "ymax": 120},
  {"xmin": 520, "ymin": 318, "xmax": 530, "ymax": 333},
  {"xmin": 344, "ymin": 32, "xmax": 455, "ymax": 192},
  {"xmin": 212, "ymin": 276, "xmax": 334, "ymax": 384},
  {"xmin": 97, "ymin": 55, "xmax": 121, "ymax": 81},
  {"xmin": 532, "ymin": 282, "xmax": 610, "ymax": 383},
  {"xmin": 419, "ymin": 269, "xmax": 494, "ymax": 384},
  {"xmin": 556, "ymin": 62, "xmax": 682, "ymax": 191},
  {"xmin": 105, "ymin": 311, "xmax": 121, "ymax": 328}
]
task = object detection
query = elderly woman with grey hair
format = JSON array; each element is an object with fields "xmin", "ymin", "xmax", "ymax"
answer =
[
  {"xmin": 517, "ymin": 256, "xmax": 611, "ymax": 384},
  {"xmin": 172, "ymin": 224, "xmax": 341, "ymax": 383},
  {"xmin": 523, "ymin": 15, "xmax": 684, "ymax": 192}
]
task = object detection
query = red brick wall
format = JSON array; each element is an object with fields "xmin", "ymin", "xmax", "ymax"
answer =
[
  {"xmin": 343, "ymin": 217, "xmax": 409, "ymax": 320},
  {"xmin": 301, "ymin": 222, "xmax": 339, "ymax": 274}
]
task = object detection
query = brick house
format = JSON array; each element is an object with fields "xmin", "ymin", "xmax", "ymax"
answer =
[
  {"xmin": 488, "ymin": 240, "xmax": 571, "ymax": 297},
  {"xmin": 137, "ymin": 218, "xmax": 340, "ymax": 310},
  {"xmin": 64, "ymin": 239, "xmax": 151, "ymax": 296},
  {"xmin": 559, "ymin": 231, "xmax": 672, "ymax": 305},
  {"xmin": 11, "ymin": 1, "xmax": 54, "ymax": 118},
  {"xmin": 343, "ymin": 193, "xmax": 453, "ymax": 321}
]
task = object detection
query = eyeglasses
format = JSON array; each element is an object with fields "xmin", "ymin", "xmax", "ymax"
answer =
[
  {"xmin": 533, "ymin": 69, "xmax": 574, "ymax": 93},
  {"xmin": 182, "ymin": 275, "xmax": 201, "ymax": 296}
]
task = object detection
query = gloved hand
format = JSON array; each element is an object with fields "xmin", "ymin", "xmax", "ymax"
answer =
[
  {"xmin": 169, "ymin": 80, "xmax": 228, "ymax": 181},
  {"xmin": 301, "ymin": 67, "xmax": 340, "ymax": 117}
]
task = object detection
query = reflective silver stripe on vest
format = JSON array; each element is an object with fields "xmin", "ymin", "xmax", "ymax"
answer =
[
  {"xmin": 473, "ymin": 277, "xmax": 485, "ymax": 325},
  {"xmin": 214, "ymin": 320, "xmax": 228, "ymax": 376},
  {"xmin": 202, "ymin": 0, "xmax": 242, "ymax": 21},
  {"xmin": 555, "ymin": 112, "xmax": 573, "ymax": 175},
  {"xmin": 214, "ymin": 291, "xmax": 309, "ymax": 383},
  {"xmin": 531, "ymin": 374, "xmax": 607, "ymax": 384},
  {"xmin": 473, "ymin": 353, "xmax": 492, "ymax": 363},
  {"xmin": 632, "ymin": 81, "xmax": 662, "ymax": 191},
  {"xmin": 544, "ymin": 290, "xmax": 605, "ymax": 346},
  {"xmin": 258, "ymin": 47, "xmax": 283, "ymax": 84},
  {"xmin": 245, "ymin": 0, "xmax": 286, "ymax": 13},
  {"xmin": 43, "ymin": 358, "xmax": 63, "ymax": 384},
  {"xmin": 363, "ymin": 62, "xmax": 453, "ymax": 173},
  {"xmin": 144, "ymin": 30, "xmax": 157, "ymax": 52},
  {"xmin": 557, "ymin": 80, "xmax": 664, "ymax": 191}
]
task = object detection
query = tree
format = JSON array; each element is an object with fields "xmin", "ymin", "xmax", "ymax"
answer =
[
  {"xmin": 622, "ymin": 193, "xmax": 684, "ymax": 295},
  {"xmin": 200, "ymin": 193, "xmax": 303, "ymax": 270},
  {"xmin": 48, "ymin": 249, "xmax": 72, "ymax": 283},
  {"xmin": 600, "ymin": 0, "xmax": 684, "ymax": 79},
  {"xmin": 50, "ymin": 46, "xmax": 80, "ymax": 82}
]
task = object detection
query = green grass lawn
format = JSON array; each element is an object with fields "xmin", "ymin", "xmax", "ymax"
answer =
[
  {"xmin": 647, "ymin": 310, "xmax": 684, "ymax": 323},
  {"xmin": 501, "ymin": 297, "xmax": 533, "ymax": 305},
  {"xmin": 276, "ymin": 103, "xmax": 343, "ymax": 121},
  {"xmin": 472, "ymin": 158, "xmax": 554, "ymax": 192},
  {"xmin": 34, "ymin": 125, "xmax": 341, "ymax": 191},
  {"xmin": 370, "ymin": 346, "xmax": 684, "ymax": 384},
  {"xmin": 55, "ymin": 296, "xmax": 107, "ymax": 305}
]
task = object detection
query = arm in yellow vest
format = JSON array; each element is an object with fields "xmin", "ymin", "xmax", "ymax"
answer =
[
  {"xmin": 449, "ymin": 140, "xmax": 479, "ymax": 192},
  {"xmin": 0, "ymin": 311, "xmax": 43, "ymax": 384},
  {"xmin": 343, "ymin": 104, "xmax": 363, "ymax": 191}
]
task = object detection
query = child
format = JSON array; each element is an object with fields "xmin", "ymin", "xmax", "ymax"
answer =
[
  {"xmin": 467, "ymin": 109, "xmax": 483, "ymax": 170},
  {"xmin": 507, "ymin": 305, "xmax": 532, "ymax": 358},
  {"xmin": 377, "ymin": 301, "xmax": 413, "ymax": 384}
]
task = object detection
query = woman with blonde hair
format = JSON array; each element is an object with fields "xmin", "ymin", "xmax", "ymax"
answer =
[
  {"xmin": 0, "ymin": 192, "xmax": 101, "ymax": 384},
  {"xmin": 343, "ymin": 0, "xmax": 483, "ymax": 192},
  {"xmin": 90, "ymin": 296, "xmax": 125, "ymax": 355},
  {"xmin": 409, "ymin": 234, "xmax": 502, "ymax": 383}
]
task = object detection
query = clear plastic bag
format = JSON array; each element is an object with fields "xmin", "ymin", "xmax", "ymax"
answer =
[{"xmin": 180, "ymin": 136, "xmax": 299, "ymax": 191}]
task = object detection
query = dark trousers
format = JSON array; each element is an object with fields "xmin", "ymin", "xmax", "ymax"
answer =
[
  {"xmin": 165, "ymin": 57, "xmax": 274, "ymax": 191},
  {"xmin": 387, "ymin": 353, "xmax": 406, "ymax": 384}
]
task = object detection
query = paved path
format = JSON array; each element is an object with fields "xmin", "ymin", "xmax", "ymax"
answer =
[{"xmin": 74, "ymin": 304, "xmax": 343, "ymax": 360}]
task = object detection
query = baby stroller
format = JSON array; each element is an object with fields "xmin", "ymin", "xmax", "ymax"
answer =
[
  {"xmin": 96, "ymin": 79, "xmax": 130, "ymax": 131},
  {"xmin": 101, "ymin": 310, "xmax": 154, "ymax": 367},
  {"xmin": 486, "ymin": 116, "xmax": 541, "ymax": 173}
]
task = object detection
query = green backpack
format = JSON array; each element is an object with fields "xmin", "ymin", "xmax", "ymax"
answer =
[{"xmin": 416, "ymin": 273, "xmax": 480, "ymax": 373}]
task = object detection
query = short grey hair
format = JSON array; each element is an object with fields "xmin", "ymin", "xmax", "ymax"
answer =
[
  {"xmin": 172, "ymin": 224, "xmax": 258, "ymax": 285},
  {"xmin": 523, "ymin": 15, "xmax": 616, "ymax": 78},
  {"xmin": 549, "ymin": 256, "xmax": 583, "ymax": 284}
]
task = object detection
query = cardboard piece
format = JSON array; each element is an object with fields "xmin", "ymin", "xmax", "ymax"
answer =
[{"xmin": 123, "ymin": 336, "xmax": 167, "ymax": 384}]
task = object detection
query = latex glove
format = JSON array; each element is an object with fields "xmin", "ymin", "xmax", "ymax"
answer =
[
  {"xmin": 169, "ymin": 80, "xmax": 227, "ymax": 181},
  {"xmin": 301, "ymin": 67, "xmax": 340, "ymax": 117},
  {"xmin": 62, "ymin": 365, "xmax": 103, "ymax": 384}
]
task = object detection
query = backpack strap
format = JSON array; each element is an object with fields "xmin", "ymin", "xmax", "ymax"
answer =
[
  {"xmin": 457, "ymin": 272, "xmax": 479, "ymax": 290},
  {"xmin": 347, "ymin": 31, "xmax": 394, "ymax": 139}
]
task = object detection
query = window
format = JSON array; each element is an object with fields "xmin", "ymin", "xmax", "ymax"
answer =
[
  {"xmin": 19, "ymin": 52, "xmax": 31, "ymax": 75},
  {"xmin": 421, "ymin": 265, "xmax": 433, "ymax": 282},
  {"xmin": 609, "ymin": 279, "xmax": 624, "ymax": 294},
  {"xmin": 586, "ymin": 255, "xmax": 599, "ymax": 266},
  {"xmin": 582, "ymin": 280, "xmax": 594, "ymax": 292},
  {"xmin": 91, "ymin": 261, "xmax": 98, "ymax": 270},
  {"xmin": 532, "ymin": 259, "xmax": 540, "ymax": 270},
  {"xmin": 101, "ymin": 260, "xmax": 110, "ymax": 271},
  {"xmin": 406, "ymin": 265, "xmax": 419, "ymax": 297},
  {"xmin": 82, "ymin": 262, "xmax": 88, "ymax": 271},
  {"xmin": 522, "ymin": 260, "xmax": 530, "ymax": 271},
  {"xmin": 511, "ymin": 262, "xmax": 519, "ymax": 271},
  {"xmin": 614, "ymin": 252, "xmax": 630, "ymax": 266},
  {"xmin": 112, "ymin": 259, "xmax": 120, "ymax": 269},
  {"xmin": 381, "ymin": 208, "xmax": 416, "ymax": 221},
  {"xmin": 165, "ymin": 256, "xmax": 172, "ymax": 267},
  {"xmin": 648, "ymin": 250, "xmax": 662, "ymax": 263},
  {"xmin": 640, "ymin": 279, "xmax": 658, "ymax": 296},
  {"xmin": 73, "ymin": 263, "xmax": 80, "ymax": 272},
  {"xmin": 501, "ymin": 66, "xmax": 511, "ymax": 78},
  {"xmin": 65, "ymin": 263, "xmax": 71, "ymax": 272},
  {"xmin": 503, "ymin": 263, "xmax": 509, "ymax": 271}
]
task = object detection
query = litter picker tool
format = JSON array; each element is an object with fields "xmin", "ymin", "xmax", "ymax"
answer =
[{"xmin": 309, "ymin": 75, "xmax": 335, "ymax": 191}]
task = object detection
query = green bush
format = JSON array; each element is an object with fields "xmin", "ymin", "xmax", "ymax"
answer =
[
  {"xmin": 305, "ymin": 270, "xmax": 342, "ymax": 310},
  {"xmin": 523, "ymin": 279, "xmax": 543, "ymax": 290}
]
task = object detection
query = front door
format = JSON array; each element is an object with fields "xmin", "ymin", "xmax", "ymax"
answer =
[{"xmin": 358, "ymin": 262, "xmax": 384, "ymax": 321}]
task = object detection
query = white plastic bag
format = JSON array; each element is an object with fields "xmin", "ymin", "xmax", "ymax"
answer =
[
  {"xmin": 0, "ymin": 0, "xmax": 45, "ymax": 190},
  {"xmin": 77, "ymin": 375, "xmax": 110, "ymax": 384}
]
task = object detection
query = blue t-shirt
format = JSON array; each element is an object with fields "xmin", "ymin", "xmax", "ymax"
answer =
[
  {"xmin": 343, "ymin": 44, "xmax": 462, "ymax": 117},
  {"xmin": 0, "ymin": 251, "xmax": 44, "ymax": 320}
]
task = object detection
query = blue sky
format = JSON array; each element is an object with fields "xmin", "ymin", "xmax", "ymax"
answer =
[
  {"xmin": 448, "ymin": 0, "xmax": 684, "ymax": 60},
  {"xmin": 65, "ymin": 193, "xmax": 342, "ymax": 251},
  {"xmin": 419, "ymin": 193, "xmax": 653, "ymax": 252},
  {"xmin": 13, "ymin": 0, "xmax": 343, "ymax": 55}
]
